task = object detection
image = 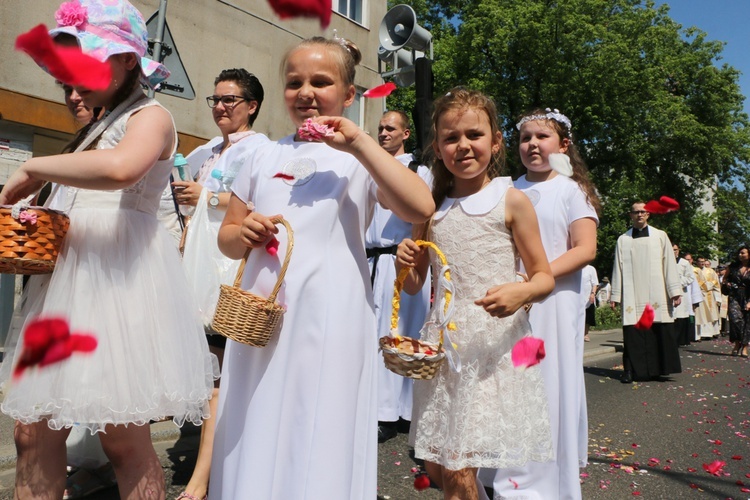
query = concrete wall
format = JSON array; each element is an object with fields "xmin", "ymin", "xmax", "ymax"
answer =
[{"xmin": 0, "ymin": 0, "xmax": 387, "ymax": 146}]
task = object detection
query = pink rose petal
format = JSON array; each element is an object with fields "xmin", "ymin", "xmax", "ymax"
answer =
[{"xmin": 511, "ymin": 337, "xmax": 545, "ymax": 369}]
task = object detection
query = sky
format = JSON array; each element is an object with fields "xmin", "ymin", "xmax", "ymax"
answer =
[{"xmin": 655, "ymin": 0, "xmax": 750, "ymax": 115}]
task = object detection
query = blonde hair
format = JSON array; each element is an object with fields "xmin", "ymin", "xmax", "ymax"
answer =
[
  {"xmin": 429, "ymin": 87, "xmax": 506, "ymax": 208},
  {"xmin": 282, "ymin": 36, "xmax": 362, "ymax": 87}
]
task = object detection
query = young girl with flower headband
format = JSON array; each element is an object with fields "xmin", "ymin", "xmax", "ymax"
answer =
[
  {"xmin": 396, "ymin": 88, "xmax": 555, "ymax": 500},
  {"xmin": 210, "ymin": 36, "xmax": 434, "ymax": 498},
  {"xmin": 0, "ymin": 1, "xmax": 216, "ymax": 498},
  {"xmin": 491, "ymin": 108, "xmax": 600, "ymax": 500}
]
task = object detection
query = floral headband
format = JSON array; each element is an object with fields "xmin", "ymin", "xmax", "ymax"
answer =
[{"xmin": 516, "ymin": 108, "xmax": 572, "ymax": 132}]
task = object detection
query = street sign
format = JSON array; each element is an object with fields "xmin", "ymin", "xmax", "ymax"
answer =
[{"xmin": 145, "ymin": 13, "xmax": 195, "ymax": 100}]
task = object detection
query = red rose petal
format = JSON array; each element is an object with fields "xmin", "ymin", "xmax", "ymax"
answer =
[
  {"xmin": 644, "ymin": 200, "xmax": 669, "ymax": 214},
  {"xmin": 659, "ymin": 196, "xmax": 680, "ymax": 211},
  {"xmin": 15, "ymin": 24, "xmax": 111, "ymax": 90},
  {"xmin": 634, "ymin": 303, "xmax": 655, "ymax": 330},
  {"xmin": 267, "ymin": 0, "xmax": 332, "ymax": 28},
  {"xmin": 363, "ymin": 82, "xmax": 397, "ymax": 98},
  {"xmin": 414, "ymin": 473, "xmax": 430, "ymax": 491}
]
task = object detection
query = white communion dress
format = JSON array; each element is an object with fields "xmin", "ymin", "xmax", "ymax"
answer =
[
  {"xmin": 492, "ymin": 173, "xmax": 598, "ymax": 500},
  {"xmin": 210, "ymin": 135, "xmax": 379, "ymax": 499},
  {"xmin": 0, "ymin": 96, "xmax": 217, "ymax": 433},
  {"xmin": 410, "ymin": 177, "xmax": 553, "ymax": 471}
]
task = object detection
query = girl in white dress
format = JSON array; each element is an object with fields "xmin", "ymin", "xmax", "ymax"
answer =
[
  {"xmin": 492, "ymin": 109, "xmax": 600, "ymax": 500},
  {"xmin": 210, "ymin": 36, "xmax": 434, "ymax": 499},
  {"xmin": 397, "ymin": 88, "xmax": 555, "ymax": 500},
  {"xmin": 0, "ymin": 1, "xmax": 216, "ymax": 498}
]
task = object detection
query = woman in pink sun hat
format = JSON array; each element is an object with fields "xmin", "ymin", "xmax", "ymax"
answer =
[{"xmin": 0, "ymin": 1, "xmax": 216, "ymax": 498}]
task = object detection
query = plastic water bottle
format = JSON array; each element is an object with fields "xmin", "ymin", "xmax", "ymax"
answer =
[
  {"xmin": 212, "ymin": 158, "xmax": 242, "ymax": 192},
  {"xmin": 172, "ymin": 153, "xmax": 194, "ymax": 217},
  {"xmin": 173, "ymin": 153, "xmax": 191, "ymax": 182}
]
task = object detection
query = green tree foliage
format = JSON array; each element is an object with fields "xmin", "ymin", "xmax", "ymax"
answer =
[{"xmin": 384, "ymin": 0, "xmax": 750, "ymax": 274}]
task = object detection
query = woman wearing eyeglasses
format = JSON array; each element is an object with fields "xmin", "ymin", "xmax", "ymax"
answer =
[
  {"xmin": 173, "ymin": 68, "xmax": 268, "ymax": 211},
  {"xmin": 175, "ymin": 68, "xmax": 268, "ymax": 500}
]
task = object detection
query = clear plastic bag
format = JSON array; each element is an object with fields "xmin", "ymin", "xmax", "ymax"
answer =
[{"xmin": 181, "ymin": 189, "xmax": 240, "ymax": 329}]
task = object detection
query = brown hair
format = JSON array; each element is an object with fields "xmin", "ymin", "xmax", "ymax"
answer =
[
  {"xmin": 428, "ymin": 87, "xmax": 506, "ymax": 208},
  {"xmin": 517, "ymin": 108, "xmax": 601, "ymax": 214}
]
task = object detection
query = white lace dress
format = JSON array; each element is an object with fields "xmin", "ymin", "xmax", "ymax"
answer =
[
  {"xmin": 0, "ymin": 96, "xmax": 217, "ymax": 433},
  {"xmin": 410, "ymin": 177, "xmax": 553, "ymax": 470}
]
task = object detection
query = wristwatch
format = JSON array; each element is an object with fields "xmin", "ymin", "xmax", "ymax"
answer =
[{"xmin": 208, "ymin": 192, "xmax": 220, "ymax": 209}]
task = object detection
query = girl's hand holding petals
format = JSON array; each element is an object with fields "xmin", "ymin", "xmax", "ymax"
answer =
[
  {"xmin": 475, "ymin": 282, "xmax": 530, "ymax": 318},
  {"xmin": 239, "ymin": 212, "xmax": 280, "ymax": 249},
  {"xmin": 308, "ymin": 116, "xmax": 364, "ymax": 151}
]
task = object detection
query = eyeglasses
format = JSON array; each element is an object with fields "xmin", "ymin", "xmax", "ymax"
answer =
[
  {"xmin": 206, "ymin": 95, "xmax": 247, "ymax": 108},
  {"xmin": 630, "ymin": 210, "xmax": 648, "ymax": 215}
]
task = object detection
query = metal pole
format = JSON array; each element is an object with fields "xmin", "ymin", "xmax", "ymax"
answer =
[{"xmin": 148, "ymin": 0, "xmax": 169, "ymax": 98}]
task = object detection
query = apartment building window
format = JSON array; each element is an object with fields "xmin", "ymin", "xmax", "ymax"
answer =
[{"xmin": 335, "ymin": 0, "xmax": 363, "ymax": 24}]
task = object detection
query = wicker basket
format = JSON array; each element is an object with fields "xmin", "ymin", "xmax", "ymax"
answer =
[
  {"xmin": 379, "ymin": 240, "xmax": 454, "ymax": 380},
  {"xmin": 0, "ymin": 206, "xmax": 70, "ymax": 275},
  {"xmin": 212, "ymin": 217, "xmax": 293, "ymax": 347}
]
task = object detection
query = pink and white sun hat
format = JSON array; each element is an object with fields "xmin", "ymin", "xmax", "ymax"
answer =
[{"xmin": 49, "ymin": 0, "xmax": 169, "ymax": 88}]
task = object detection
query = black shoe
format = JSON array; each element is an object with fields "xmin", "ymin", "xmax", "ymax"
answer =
[
  {"xmin": 396, "ymin": 418, "xmax": 411, "ymax": 434},
  {"xmin": 378, "ymin": 423, "xmax": 398, "ymax": 443},
  {"xmin": 620, "ymin": 371, "xmax": 633, "ymax": 384}
]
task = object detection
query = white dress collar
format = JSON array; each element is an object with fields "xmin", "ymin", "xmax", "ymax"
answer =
[{"xmin": 434, "ymin": 177, "xmax": 511, "ymax": 221}]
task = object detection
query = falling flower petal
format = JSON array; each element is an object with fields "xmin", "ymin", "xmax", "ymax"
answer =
[
  {"xmin": 13, "ymin": 317, "xmax": 97, "ymax": 379},
  {"xmin": 511, "ymin": 337, "xmax": 546, "ymax": 369},
  {"xmin": 266, "ymin": 0, "xmax": 331, "ymax": 28},
  {"xmin": 548, "ymin": 153, "xmax": 574, "ymax": 177},
  {"xmin": 659, "ymin": 196, "xmax": 680, "ymax": 212},
  {"xmin": 363, "ymin": 81, "xmax": 397, "ymax": 98},
  {"xmin": 643, "ymin": 200, "xmax": 669, "ymax": 214},
  {"xmin": 15, "ymin": 24, "xmax": 111, "ymax": 90},
  {"xmin": 634, "ymin": 303, "xmax": 655, "ymax": 330},
  {"xmin": 414, "ymin": 473, "xmax": 430, "ymax": 491},
  {"xmin": 298, "ymin": 118, "xmax": 335, "ymax": 141}
]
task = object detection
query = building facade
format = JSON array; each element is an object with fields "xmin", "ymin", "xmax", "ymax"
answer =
[{"xmin": 0, "ymin": 0, "xmax": 388, "ymax": 340}]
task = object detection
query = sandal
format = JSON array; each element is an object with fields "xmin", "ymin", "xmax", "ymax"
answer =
[
  {"xmin": 176, "ymin": 493, "xmax": 207, "ymax": 500},
  {"xmin": 63, "ymin": 464, "xmax": 117, "ymax": 499}
]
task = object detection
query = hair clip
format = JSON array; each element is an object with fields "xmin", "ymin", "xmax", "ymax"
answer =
[
  {"xmin": 332, "ymin": 29, "xmax": 348, "ymax": 50},
  {"xmin": 516, "ymin": 108, "xmax": 572, "ymax": 131}
]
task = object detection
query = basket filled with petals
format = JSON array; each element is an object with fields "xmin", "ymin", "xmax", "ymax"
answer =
[{"xmin": 379, "ymin": 240, "xmax": 456, "ymax": 380}]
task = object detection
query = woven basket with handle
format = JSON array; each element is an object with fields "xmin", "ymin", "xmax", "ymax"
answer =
[
  {"xmin": 379, "ymin": 240, "xmax": 454, "ymax": 380},
  {"xmin": 0, "ymin": 206, "xmax": 70, "ymax": 275},
  {"xmin": 212, "ymin": 216, "xmax": 293, "ymax": 347}
]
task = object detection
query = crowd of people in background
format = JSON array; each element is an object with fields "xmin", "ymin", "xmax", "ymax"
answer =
[{"xmin": 0, "ymin": 1, "xmax": 746, "ymax": 500}]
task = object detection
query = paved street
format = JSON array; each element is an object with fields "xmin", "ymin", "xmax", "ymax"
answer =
[{"xmin": 0, "ymin": 329, "xmax": 748, "ymax": 499}]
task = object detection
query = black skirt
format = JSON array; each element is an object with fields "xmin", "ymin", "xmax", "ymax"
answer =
[{"xmin": 623, "ymin": 321, "xmax": 681, "ymax": 378}]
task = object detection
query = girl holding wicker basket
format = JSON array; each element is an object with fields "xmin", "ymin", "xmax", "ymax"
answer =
[
  {"xmin": 396, "ymin": 88, "xmax": 555, "ymax": 500},
  {"xmin": 0, "ymin": 1, "xmax": 217, "ymax": 498},
  {"xmin": 210, "ymin": 36, "xmax": 434, "ymax": 499}
]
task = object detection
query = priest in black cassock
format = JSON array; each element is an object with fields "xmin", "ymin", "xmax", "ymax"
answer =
[{"xmin": 610, "ymin": 201, "xmax": 683, "ymax": 383}]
